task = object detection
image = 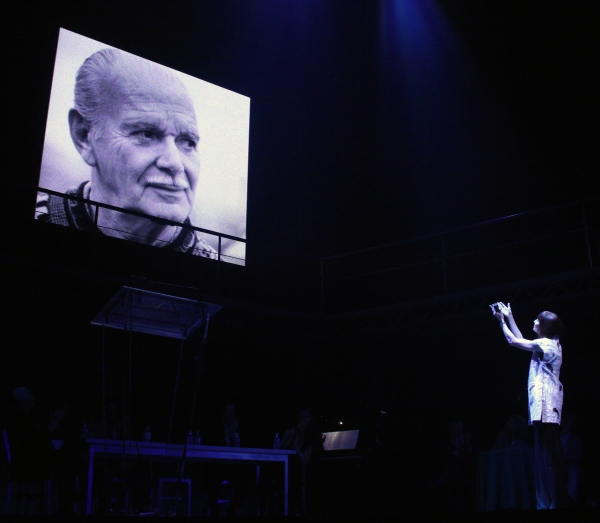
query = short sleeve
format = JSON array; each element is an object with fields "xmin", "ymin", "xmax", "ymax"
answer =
[{"xmin": 535, "ymin": 338, "xmax": 557, "ymax": 361}]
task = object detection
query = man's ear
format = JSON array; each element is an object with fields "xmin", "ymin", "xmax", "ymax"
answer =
[{"xmin": 68, "ymin": 109, "xmax": 97, "ymax": 167}]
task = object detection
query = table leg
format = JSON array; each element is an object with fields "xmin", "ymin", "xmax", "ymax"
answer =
[
  {"xmin": 284, "ymin": 457, "xmax": 288, "ymax": 516},
  {"xmin": 86, "ymin": 447, "xmax": 95, "ymax": 514},
  {"xmin": 256, "ymin": 464, "xmax": 261, "ymax": 516}
]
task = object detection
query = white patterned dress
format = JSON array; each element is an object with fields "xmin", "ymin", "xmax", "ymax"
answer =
[{"xmin": 527, "ymin": 338, "xmax": 563, "ymax": 425}]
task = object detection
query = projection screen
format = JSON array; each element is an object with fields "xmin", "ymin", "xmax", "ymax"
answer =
[{"xmin": 36, "ymin": 28, "xmax": 249, "ymax": 265}]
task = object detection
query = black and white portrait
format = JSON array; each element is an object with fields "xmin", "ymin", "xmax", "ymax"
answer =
[{"xmin": 36, "ymin": 29, "xmax": 249, "ymax": 264}]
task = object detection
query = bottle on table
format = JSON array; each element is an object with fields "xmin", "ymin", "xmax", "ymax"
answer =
[
  {"xmin": 273, "ymin": 432, "xmax": 281, "ymax": 450},
  {"xmin": 234, "ymin": 432, "xmax": 241, "ymax": 447},
  {"xmin": 144, "ymin": 425, "xmax": 152, "ymax": 442},
  {"xmin": 187, "ymin": 430, "xmax": 194, "ymax": 445},
  {"xmin": 194, "ymin": 431, "xmax": 201, "ymax": 445}
]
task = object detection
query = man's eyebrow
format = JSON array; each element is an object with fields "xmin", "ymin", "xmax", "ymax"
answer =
[
  {"xmin": 120, "ymin": 118, "xmax": 163, "ymax": 131},
  {"xmin": 120, "ymin": 119, "xmax": 199, "ymax": 141},
  {"xmin": 180, "ymin": 128, "xmax": 200, "ymax": 142}
]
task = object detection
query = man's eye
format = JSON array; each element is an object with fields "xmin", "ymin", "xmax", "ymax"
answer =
[
  {"xmin": 134, "ymin": 130, "xmax": 156, "ymax": 141},
  {"xmin": 178, "ymin": 137, "xmax": 197, "ymax": 150}
]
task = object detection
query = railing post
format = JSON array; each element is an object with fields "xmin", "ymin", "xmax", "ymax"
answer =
[
  {"xmin": 90, "ymin": 202, "xmax": 100, "ymax": 274},
  {"xmin": 217, "ymin": 236, "xmax": 222, "ymax": 294}
]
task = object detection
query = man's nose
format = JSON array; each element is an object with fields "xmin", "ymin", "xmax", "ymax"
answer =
[{"xmin": 156, "ymin": 137, "xmax": 185, "ymax": 174}]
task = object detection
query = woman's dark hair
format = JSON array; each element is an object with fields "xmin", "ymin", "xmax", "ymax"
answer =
[{"xmin": 537, "ymin": 311, "xmax": 563, "ymax": 339}]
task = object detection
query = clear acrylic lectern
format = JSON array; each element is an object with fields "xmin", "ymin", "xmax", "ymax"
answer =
[
  {"xmin": 91, "ymin": 286, "xmax": 221, "ymax": 340},
  {"xmin": 90, "ymin": 286, "xmax": 221, "ymax": 515}
]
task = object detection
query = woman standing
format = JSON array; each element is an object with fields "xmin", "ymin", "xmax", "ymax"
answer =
[{"xmin": 491, "ymin": 302, "xmax": 568, "ymax": 509}]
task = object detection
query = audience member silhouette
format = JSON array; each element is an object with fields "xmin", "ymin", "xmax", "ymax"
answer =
[
  {"xmin": 559, "ymin": 414, "xmax": 583, "ymax": 506},
  {"xmin": 84, "ymin": 401, "xmax": 150, "ymax": 515},
  {"xmin": 86, "ymin": 401, "xmax": 131, "ymax": 440},
  {"xmin": 3, "ymin": 387, "xmax": 79, "ymax": 514},
  {"xmin": 430, "ymin": 418, "xmax": 478, "ymax": 513},
  {"xmin": 280, "ymin": 408, "xmax": 324, "ymax": 516},
  {"xmin": 203, "ymin": 403, "xmax": 249, "ymax": 516},
  {"xmin": 492, "ymin": 414, "xmax": 530, "ymax": 449}
]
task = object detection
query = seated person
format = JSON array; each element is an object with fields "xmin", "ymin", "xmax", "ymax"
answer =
[
  {"xmin": 280, "ymin": 408, "xmax": 324, "ymax": 516},
  {"xmin": 202, "ymin": 403, "xmax": 249, "ymax": 516},
  {"xmin": 492, "ymin": 414, "xmax": 530, "ymax": 449},
  {"xmin": 560, "ymin": 415, "xmax": 583, "ymax": 506},
  {"xmin": 4, "ymin": 387, "xmax": 78, "ymax": 514}
]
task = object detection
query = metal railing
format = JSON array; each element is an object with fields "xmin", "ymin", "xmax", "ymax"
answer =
[
  {"xmin": 320, "ymin": 198, "xmax": 600, "ymax": 315},
  {"xmin": 32, "ymin": 188, "xmax": 600, "ymax": 317},
  {"xmin": 35, "ymin": 187, "xmax": 247, "ymax": 266}
]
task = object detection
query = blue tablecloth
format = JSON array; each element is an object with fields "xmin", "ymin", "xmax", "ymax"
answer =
[{"xmin": 476, "ymin": 447, "xmax": 535, "ymax": 511}]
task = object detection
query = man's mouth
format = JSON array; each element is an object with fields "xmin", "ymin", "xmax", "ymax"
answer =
[{"xmin": 145, "ymin": 175, "xmax": 189, "ymax": 191}]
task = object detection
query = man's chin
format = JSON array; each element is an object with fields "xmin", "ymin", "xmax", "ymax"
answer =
[{"xmin": 136, "ymin": 204, "xmax": 190, "ymax": 225}]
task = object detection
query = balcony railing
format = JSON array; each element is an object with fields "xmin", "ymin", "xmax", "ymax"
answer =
[
  {"xmin": 320, "ymin": 198, "xmax": 599, "ymax": 315},
  {"xmin": 35, "ymin": 187, "xmax": 247, "ymax": 266}
]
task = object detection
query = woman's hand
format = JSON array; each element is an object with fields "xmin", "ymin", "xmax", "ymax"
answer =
[
  {"xmin": 497, "ymin": 302, "xmax": 512, "ymax": 318},
  {"xmin": 490, "ymin": 305, "xmax": 504, "ymax": 323}
]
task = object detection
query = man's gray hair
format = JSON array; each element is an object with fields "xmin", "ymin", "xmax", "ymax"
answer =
[
  {"xmin": 74, "ymin": 48, "xmax": 189, "ymax": 137},
  {"xmin": 74, "ymin": 48, "xmax": 122, "ymax": 130}
]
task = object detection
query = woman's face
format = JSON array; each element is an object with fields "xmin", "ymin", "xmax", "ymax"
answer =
[{"xmin": 533, "ymin": 318, "xmax": 540, "ymax": 335}]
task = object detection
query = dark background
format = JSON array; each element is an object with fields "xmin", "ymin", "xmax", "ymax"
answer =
[{"xmin": 2, "ymin": 0, "xmax": 599, "ymax": 514}]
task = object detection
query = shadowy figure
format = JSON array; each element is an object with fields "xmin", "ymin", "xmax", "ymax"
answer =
[
  {"xmin": 86, "ymin": 401, "xmax": 131, "ymax": 440},
  {"xmin": 429, "ymin": 418, "xmax": 478, "ymax": 513},
  {"xmin": 2, "ymin": 387, "xmax": 80, "ymax": 514},
  {"xmin": 203, "ymin": 403, "xmax": 250, "ymax": 516},
  {"xmin": 492, "ymin": 414, "xmax": 530, "ymax": 449},
  {"xmin": 280, "ymin": 408, "xmax": 324, "ymax": 516},
  {"xmin": 85, "ymin": 401, "xmax": 152, "ymax": 515},
  {"xmin": 559, "ymin": 414, "xmax": 583, "ymax": 506}
]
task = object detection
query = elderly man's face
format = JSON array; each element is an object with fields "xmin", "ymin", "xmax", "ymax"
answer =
[{"xmin": 88, "ymin": 61, "xmax": 200, "ymax": 223}]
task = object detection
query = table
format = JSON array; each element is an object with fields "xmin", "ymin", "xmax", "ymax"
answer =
[
  {"xmin": 476, "ymin": 447, "xmax": 536, "ymax": 511},
  {"xmin": 86, "ymin": 439, "xmax": 294, "ymax": 515}
]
